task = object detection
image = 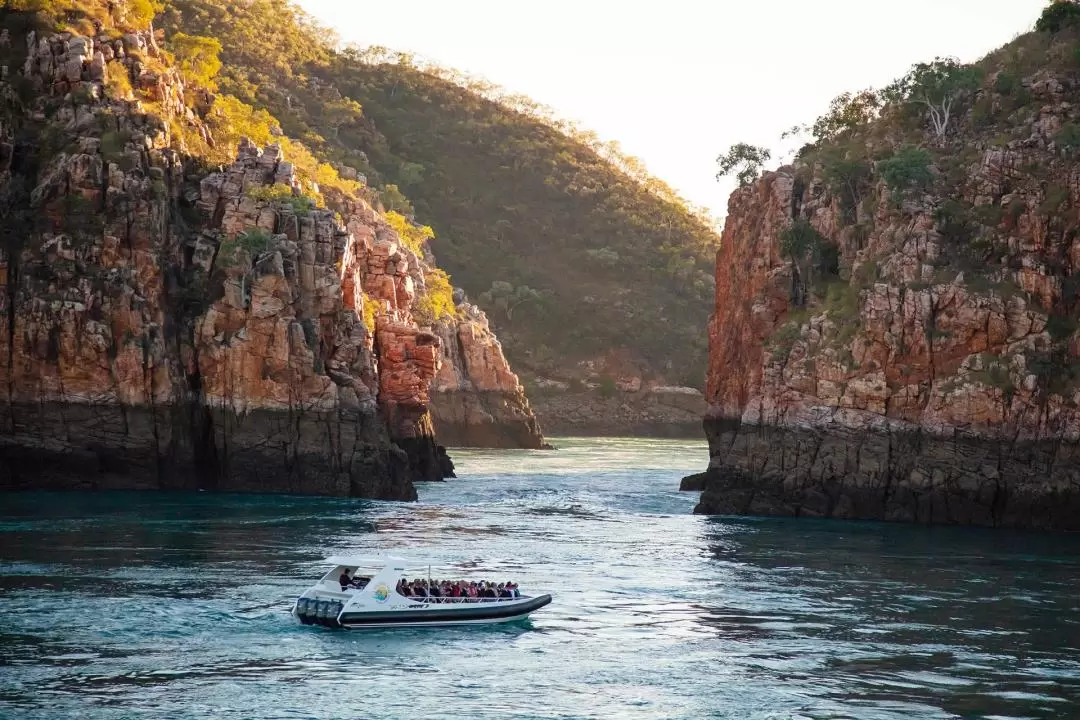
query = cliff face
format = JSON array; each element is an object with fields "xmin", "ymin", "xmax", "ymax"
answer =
[
  {"xmin": 691, "ymin": 41, "xmax": 1080, "ymax": 530},
  {"xmin": 429, "ymin": 300, "xmax": 544, "ymax": 448},
  {"xmin": 0, "ymin": 22, "xmax": 452, "ymax": 498}
]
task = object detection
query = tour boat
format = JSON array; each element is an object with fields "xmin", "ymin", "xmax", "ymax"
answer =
[{"xmin": 291, "ymin": 556, "xmax": 552, "ymax": 629}]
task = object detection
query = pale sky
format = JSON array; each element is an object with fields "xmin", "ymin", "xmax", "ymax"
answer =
[{"xmin": 298, "ymin": 0, "xmax": 1047, "ymax": 220}]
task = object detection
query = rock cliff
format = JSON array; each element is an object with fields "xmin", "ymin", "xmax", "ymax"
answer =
[
  {"xmin": 429, "ymin": 300, "xmax": 544, "ymax": 448},
  {"xmin": 689, "ymin": 30, "xmax": 1080, "ymax": 530},
  {"xmin": 0, "ymin": 19, "xmax": 454, "ymax": 499}
]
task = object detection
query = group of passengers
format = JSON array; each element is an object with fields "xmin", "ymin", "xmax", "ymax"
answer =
[{"xmin": 396, "ymin": 578, "xmax": 520, "ymax": 601}]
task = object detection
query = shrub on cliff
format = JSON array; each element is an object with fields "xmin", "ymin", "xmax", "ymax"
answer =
[
  {"xmin": 384, "ymin": 211, "xmax": 434, "ymax": 256},
  {"xmin": 104, "ymin": 61, "xmax": 134, "ymax": 100},
  {"xmin": 1036, "ymin": 1, "xmax": 1080, "ymax": 33},
  {"xmin": 415, "ymin": 268, "xmax": 457, "ymax": 325},
  {"xmin": 780, "ymin": 219, "xmax": 839, "ymax": 304},
  {"xmin": 360, "ymin": 292, "xmax": 379, "ymax": 333},
  {"xmin": 169, "ymin": 32, "xmax": 223, "ymax": 90},
  {"xmin": 819, "ymin": 146, "xmax": 873, "ymax": 224},
  {"xmin": 878, "ymin": 147, "xmax": 933, "ymax": 200},
  {"xmin": 246, "ymin": 183, "xmax": 314, "ymax": 215},
  {"xmin": 379, "ymin": 184, "xmax": 414, "ymax": 215},
  {"xmin": 220, "ymin": 228, "xmax": 272, "ymax": 260}
]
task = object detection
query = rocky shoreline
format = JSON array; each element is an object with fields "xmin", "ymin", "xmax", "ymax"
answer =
[
  {"xmin": 0, "ymin": 402, "xmax": 422, "ymax": 499},
  {"xmin": 687, "ymin": 415, "xmax": 1080, "ymax": 531}
]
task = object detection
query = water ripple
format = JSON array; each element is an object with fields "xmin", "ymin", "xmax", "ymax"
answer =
[{"xmin": 2, "ymin": 437, "xmax": 1079, "ymax": 719}]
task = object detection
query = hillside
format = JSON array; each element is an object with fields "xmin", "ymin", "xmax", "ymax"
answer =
[
  {"xmin": 685, "ymin": 2, "xmax": 1080, "ymax": 530},
  {"xmin": 158, "ymin": 0, "xmax": 720, "ymax": 389}
]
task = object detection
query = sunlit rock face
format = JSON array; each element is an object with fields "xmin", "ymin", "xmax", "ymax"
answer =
[
  {"xmin": 429, "ymin": 301, "xmax": 544, "ymax": 449},
  {"xmin": 690, "ymin": 65, "xmax": 1080, "ymax": 530},
  {"xmin": 0, "ymin": 26, "xmax": 452, "ymax": 498}
]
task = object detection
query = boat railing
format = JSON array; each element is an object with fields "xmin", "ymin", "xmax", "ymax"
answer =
[{"xmin": 399, "ymin": 594, "xmax": 524, "ymax": 604}]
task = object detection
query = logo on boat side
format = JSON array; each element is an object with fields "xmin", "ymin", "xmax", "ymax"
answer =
[{"xmin": 373, "ymin": 584, "xmax": 390, "ymax": 603}]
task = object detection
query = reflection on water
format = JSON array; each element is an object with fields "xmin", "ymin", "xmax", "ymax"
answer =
[{"xmin": 1, "ymin": 437, "xmax": 1078, "ymax": 719}]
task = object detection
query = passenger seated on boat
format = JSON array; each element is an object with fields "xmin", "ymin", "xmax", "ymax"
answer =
[
  {"xmin": 393, "ymin": 577, "xmax": 521, "ymax": 602},
  {"xmin": 339, "ymin": 570, "xmax": 352, "ymax": 591}
]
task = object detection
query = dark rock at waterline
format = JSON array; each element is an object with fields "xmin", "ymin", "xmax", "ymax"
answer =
[
  {"xmin": 0, "ymin": 402, "xmax": 420, "ymax": 501},
  {"xmin": 691, "ymin": 418, "xmax": 1080, "ymax": 531},
  {"xmin": 679, "ymin": 471, "xmax": 709, "ymax": 492}
]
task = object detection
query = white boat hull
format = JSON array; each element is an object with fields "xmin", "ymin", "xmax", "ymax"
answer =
[{"xmin": 339, "ymin": 609, "xmax": 539, "ymax": 629}]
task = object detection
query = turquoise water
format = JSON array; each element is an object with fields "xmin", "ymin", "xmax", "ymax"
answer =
[{"xmin": 1, "ymin": 437, "xmax": 1079, "ymax": 719}]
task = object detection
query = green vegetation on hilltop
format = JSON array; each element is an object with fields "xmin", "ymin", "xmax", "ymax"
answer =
[{"xmin": 158, "ymin": 0, "xmax": 719, "ymax": 386}]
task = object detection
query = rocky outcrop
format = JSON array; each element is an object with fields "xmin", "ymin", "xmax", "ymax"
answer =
[
  {"xmin": 688, "ymin": 48, "xmax": 1080, "ymax": 530},
  {"xmin": 0, "ymin": 23, "xmax": 452, "ymax": 499},
  {"xmin": 429, "ymin": 300, "xmax": 544, "ymax": 448}
]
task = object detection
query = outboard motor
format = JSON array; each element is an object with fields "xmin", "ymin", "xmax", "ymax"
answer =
[
  {"xmin": 296, "ymin": 598, "xmax": 314, "ymax": 624},
  {"xmin": 295, "ymin": 597, "xmax": 343, "ymax": 628},
  {"xmin": 325, "ymin": 601, "xmax": 343, "ymax": 628}
]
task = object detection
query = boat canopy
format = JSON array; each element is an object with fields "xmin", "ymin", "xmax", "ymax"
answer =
[{"xmin": 323, "ymin": 555, "xmax": 408, "ymax": 568}]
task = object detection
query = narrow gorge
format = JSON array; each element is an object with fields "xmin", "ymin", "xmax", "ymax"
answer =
[{"xmin": 686, "ymin": 25, "xmax": 1080, "ymax": 530}]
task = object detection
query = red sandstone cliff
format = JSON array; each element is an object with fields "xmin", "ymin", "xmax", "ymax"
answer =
[
  {"xmin": 429, "ymin": 300, "xmax": 544, "ymax": 448},
  {"xmin": 0, "ymin": 22, "xmax": 453, "ymax": 498},
  {"xmin": 689, "ymin": 36, "xmax": 1080, "ymax": 530}
]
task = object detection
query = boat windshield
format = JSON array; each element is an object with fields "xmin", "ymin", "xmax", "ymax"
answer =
[{"xmin": 320, "ymin": 564, "xmax": 379, "ymax": 590}]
